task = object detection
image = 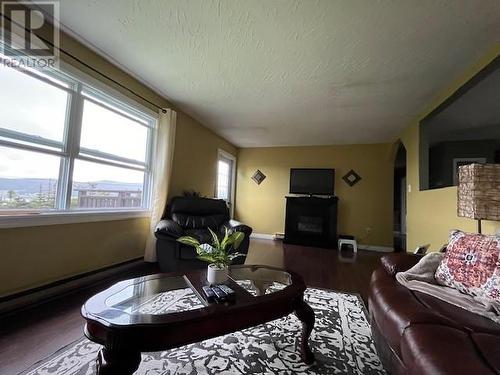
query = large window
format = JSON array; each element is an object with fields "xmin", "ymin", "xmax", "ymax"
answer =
[{"xmin": 0, "ymin": 52, "xmax": 156, "ymax": 216}]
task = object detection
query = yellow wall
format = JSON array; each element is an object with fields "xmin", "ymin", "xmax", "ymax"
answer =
[
  {"xmin": 235, "ymin": 144, "xmax": 394, "ymax": 247},
  {"xmin": 0, "ymin": 219, "xmax": 149, "ymax": 296},
  {"xmin": 0, "ymin": 26, "xmax": 236, "ymax": 297},
  {"xmin": 170, "ymin": 112, "xmax": 237, "ymax": 199},
  {"xmin": 402, "ymin": 45, "xmax": 500, "ymax": 251}
]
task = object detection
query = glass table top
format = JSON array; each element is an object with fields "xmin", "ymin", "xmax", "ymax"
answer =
[
  {"xmin": 106, "ymin": 276, "xmax": 204, "ymax": 311},
  {"xmin": 87, "ymin": 266, "xmax": 293, "ymax": 325},
  {"xmin": 228, "ymin": 266, "xmax": 291, "ymax": 296}
]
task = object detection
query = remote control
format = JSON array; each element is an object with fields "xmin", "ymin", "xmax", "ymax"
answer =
[
  {"xmin": 202, "ymin": 286, "xmax": 216, "ymax": 302},
  {"xmin": 218, "ymin": 284, "xmax": 235, "ymax": 301},
  {"xmin": 211, "ymin": 286, "xmax": 227, "ymax": 302}
]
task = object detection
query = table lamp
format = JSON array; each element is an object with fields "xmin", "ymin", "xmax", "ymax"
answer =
[{"xmin": 457, "ymin": 163, "xmax": 500, "ymax": 234}]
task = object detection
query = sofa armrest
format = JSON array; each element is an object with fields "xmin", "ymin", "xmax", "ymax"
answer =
[
  {"xmin": 155, "ymin": 219, "xmax": 184, "ymax": 239},
  {"xmin": 381, "ymin": 253, "xmax": 423, "ymax": 277},
  {"xmin": 221, "ymin": 220, "xmax": 253, "ymax": 237}
]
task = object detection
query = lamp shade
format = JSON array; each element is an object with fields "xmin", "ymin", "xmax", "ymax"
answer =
[{"xmin": 457, "ymin": 163, "xmax": 500, "ymax": 221}]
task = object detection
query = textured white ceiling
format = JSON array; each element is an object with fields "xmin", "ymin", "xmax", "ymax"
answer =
[{"xmin": 57, "ymin": 0, "xmax": 500, "ymax": 147}]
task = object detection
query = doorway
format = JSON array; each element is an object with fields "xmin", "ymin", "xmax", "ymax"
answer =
[{"xmin": 393, "ymin": 143, "xmax": 407, "ymax": 252}]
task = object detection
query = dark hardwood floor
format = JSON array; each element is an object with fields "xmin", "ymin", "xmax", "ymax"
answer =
[
  {"xmin": 0, "ymin": 239, "xmax": 384, "ymax": 375},
  {"xmin": 284, "ymin": 244, "xmax": 384, "ymax": 302}
]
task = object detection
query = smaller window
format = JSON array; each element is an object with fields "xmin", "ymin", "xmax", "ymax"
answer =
[
  {"xmin": 217, "ymin": 160, "xmax": 230, "ymax": 201},
  {"xmin": 216, "ymin": 149, "xmax": 236, "ymax": 217}
]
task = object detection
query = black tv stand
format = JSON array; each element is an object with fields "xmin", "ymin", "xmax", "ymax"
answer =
[{"xmin": 284, "ymin": 196, "xmax": 338, "ymax": 249}]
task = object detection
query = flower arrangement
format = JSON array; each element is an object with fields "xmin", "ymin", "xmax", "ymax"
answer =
[{"xmin": 177, "ymin": 227, "xmax": 245, "ymax": 268}]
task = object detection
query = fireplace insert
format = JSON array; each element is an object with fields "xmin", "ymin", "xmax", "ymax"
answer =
[{"xmin": 284, "ymin": 196, "xmax": 338, "ymax": 248}]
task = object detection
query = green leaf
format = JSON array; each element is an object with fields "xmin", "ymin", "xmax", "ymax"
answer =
[
  {"xmin": 177, "ymin": 236, "xmax": 200, "ymax": 247},
  {"xmin": 197, "ymin": 255, "xmax": 217, "ymax": 263},
  {"xmin": 231, "ymin": 231, "xmax": 245, "ymax": 249},
  {"xmin": 220, "ymin": 226, "xmax": 230, "ymax": 250},
  {"xmin": 195, "ymin": 245, "xmax": 207, "ymax": 255},
  {"xmin": 228, "ymin": 252, "xmax": 245, "ymax": 261},
  {"xmin": 208, "ymin": 227, "xmax": 220, "ymax": 249}
]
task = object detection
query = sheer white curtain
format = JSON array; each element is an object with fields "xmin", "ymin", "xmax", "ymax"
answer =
[{"xmin": 144, "ymin": 109, "xmax": 177, "ymax": 262}]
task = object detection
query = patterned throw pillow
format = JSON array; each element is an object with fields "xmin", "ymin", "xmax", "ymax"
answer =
[{"xmin": 435, "ymin": 230, "xmax": 500, "ymax": 301}]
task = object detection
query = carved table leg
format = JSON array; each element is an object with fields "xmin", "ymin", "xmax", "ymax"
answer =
[
  {"xmin": 96, "ymin": 347, "xmax": 141, "ymax": 375},
  {"xmin": 294, "ymin": 298, "xmax": 315, "ymax": 364}
]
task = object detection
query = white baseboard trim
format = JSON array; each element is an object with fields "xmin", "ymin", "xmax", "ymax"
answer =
[
  {"xmin": 250, "ymin": 234, "xmax": 393, "ymax": 253},
  {"xmin": 358, "ymin": 244, "xmax": 394, "ymax": 253},
  {"xmin": 0, "ymin": 258, "xmax": 143, "ymax": 316},
  {"xmin": 250, "ymin": 232, "xmax": 275, "ymax": 240}
]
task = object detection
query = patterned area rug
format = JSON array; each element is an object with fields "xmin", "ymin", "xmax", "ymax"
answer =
[{"xmin": 21, "ymin": 288, "xmax": 385, "ymax": 375}]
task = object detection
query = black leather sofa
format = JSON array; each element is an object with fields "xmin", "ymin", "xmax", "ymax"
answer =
[{"xmin": 154, "ymin": 196, "xmax": 253, "ymax": 272}]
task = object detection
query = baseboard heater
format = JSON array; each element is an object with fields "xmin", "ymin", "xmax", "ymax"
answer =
[{"xmin": 0, "ymin": 257, "xmax": 143, "ymax": 317}]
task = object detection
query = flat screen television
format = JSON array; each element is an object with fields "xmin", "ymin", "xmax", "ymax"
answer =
[{"xmin": 289, "ymin": 168, "xmax": 335, "ymax": 195}]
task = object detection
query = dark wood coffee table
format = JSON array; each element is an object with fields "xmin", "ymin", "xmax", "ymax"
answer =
[{"xmin": 81, "ymin": 265, "xmax": 315, "ymax": 374}]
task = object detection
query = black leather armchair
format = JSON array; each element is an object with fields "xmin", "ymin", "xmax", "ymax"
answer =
[{"xmin": 155, "ymin": 196, "xmax": 253, "ymax": 272}]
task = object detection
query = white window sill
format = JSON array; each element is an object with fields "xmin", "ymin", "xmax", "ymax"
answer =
[{"xmin": 0, "ymin": 210, "xmax": 151, "ymax": 229}]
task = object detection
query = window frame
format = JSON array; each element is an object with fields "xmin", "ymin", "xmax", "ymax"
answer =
[{"xmin": 0, "ymin": 51, "xmax": 158, "ymax": 228}]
